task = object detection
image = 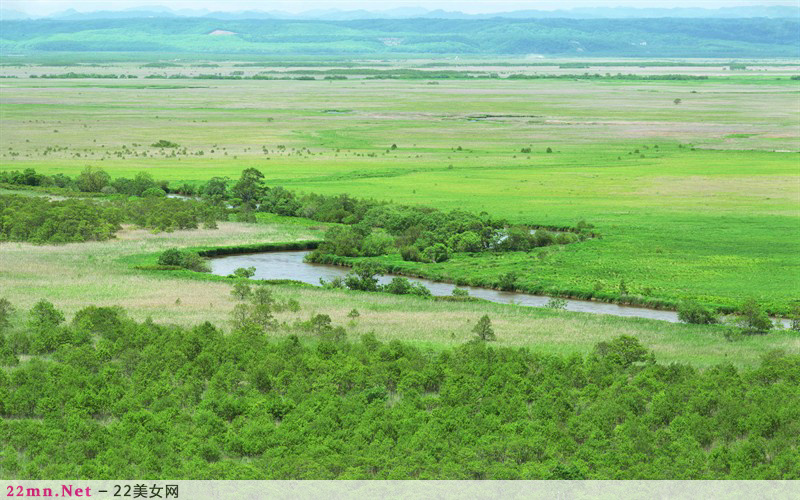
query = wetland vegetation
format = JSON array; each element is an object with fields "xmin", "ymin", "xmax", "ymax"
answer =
[{"xmin": 0, "ymin": 17, "xmax": 798, "ymax": 480}]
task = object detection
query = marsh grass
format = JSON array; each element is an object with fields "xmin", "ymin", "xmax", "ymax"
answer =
[{"xmin": 1, "ymin": 220, "xmax": 795, "ymax": 368}]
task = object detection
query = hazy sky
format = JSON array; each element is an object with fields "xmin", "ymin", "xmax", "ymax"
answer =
[{"xmin": 6, "ymin": 0, "xmax": 798, "ymax": 15}]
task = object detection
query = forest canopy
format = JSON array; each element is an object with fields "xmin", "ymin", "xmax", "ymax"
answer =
[{"xmin": 0, "ymin": 299, "xmax": 797, "ymax": 479}]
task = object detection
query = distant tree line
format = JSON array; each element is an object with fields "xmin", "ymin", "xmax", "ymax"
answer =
[{"xmin": 507, "ymin": 73, "xmax": 710, "ymax": 81}]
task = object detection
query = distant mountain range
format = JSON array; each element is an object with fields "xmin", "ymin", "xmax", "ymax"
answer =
[
  {"xmin": 2, "ymin": 5, "xmax": 799, "ymax": 21},
  {"xmin": 1, "ymin": 16, "xmax": 797, "ymax": 58}
]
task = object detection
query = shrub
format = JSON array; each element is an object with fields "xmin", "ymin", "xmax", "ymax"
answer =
[
  {"xmin": 545, "ymin": 297, "xmax": 567, "ymax": 310},
  {"xmin": 452, "ymin": 288, "xmax": 469, "ymax": 298},
  {"xmin": 362, "ymin": 229, "xmax": 395, "ymax": 257},
  {"xmin": 423, "ymin": 243, "xmax": 450, "ymax": 263},
  {"xmin": 735, "ymin": 299, "xmax": 773, "ymax": 335},
  {"xmin": 157, "ymin": 248, "xmax": 209, "ymax": 272},
  {"xmin": 400, "ymin": 246, "xmax": 422, "ymax": 262},
  {"xmin": 28, "ymin": 299, "xmax": 65, "ymax": 330},
  {"xmin": 678, "ymin": 300, "xmax": 719, "ymax": 325},
  {"xmin": 344, "ymin": 262, "xmax": 383, "ymax": 292},
  {"xmin": 0, "ymin": 298, "xmax": 14, "ymax": 331},
  {"xmin": 158, "ymin": 248, "xmax": 184, "ymax": 266},
  {"xmin": 151, "ymin": 140, "xmax": 179, "ymax": 148},
  {"xmin": 231, "ymin": 282, "xmax": 252, "ymax": 301},
  {"xmin": 594, "ymin": 335, "xmax": 649, "ymax": 367},
  {"xmin": 384, "ymin": 277, "xmax": 414, "ymax": 295},
  {"xmin": 790, "ymin": 304, "xmax": 800, "ymax": 332},
  {"xmin": 141, "ymin": 187, "xmax": 166, "ymax": 198},
  {"xmin": 230, "ymin": 267, "xmax": 256, "ymax": 279},
  {"xmin": 498, "ymin": 271, "xmax": 518, "ymax": 291}
]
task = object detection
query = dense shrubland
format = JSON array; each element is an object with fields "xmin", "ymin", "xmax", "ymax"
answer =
[
  {"xmin": 0, "ymin": 194, "xmax": 224, "ymax": 244},
  {"xmin": 203, "ymin": 168, "xmax": 595, "ymax": 264},
  {"xmin": 0, "ymin": 195, "xmax": 122, "ymax": 244},
  {"xmin": 0, "ymin": 296, "xmax": 797, "ymax": 479},
  {"xmin": 3, "ymin": 167, "xmax": 592, "ymax": 258}
]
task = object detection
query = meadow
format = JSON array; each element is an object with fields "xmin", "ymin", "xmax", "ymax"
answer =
[
  {"xmin": 1, "ymin": 63, "xmax": 798, "ymax": 313},
  {"xmin": 1, "ymin": 56, "xmax": 799, "ymax": 481}
]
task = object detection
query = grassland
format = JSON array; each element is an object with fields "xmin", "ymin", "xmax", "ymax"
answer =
[
  {"xmin": 0, "ymin": 211, "xmax": 796, "ymax": 368},
  {"xmin": 1, "ymin": 64, "xmax": 798, "ymax": 313}
]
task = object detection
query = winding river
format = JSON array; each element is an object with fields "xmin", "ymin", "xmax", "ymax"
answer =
[{"xmin": 210, "ymin": 250, "xmax": 691, "ymax": 323}]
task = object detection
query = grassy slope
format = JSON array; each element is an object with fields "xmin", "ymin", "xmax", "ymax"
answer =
[{"xmin": 1, "ymin": 75, "xmax": 797, "ymax": 311}]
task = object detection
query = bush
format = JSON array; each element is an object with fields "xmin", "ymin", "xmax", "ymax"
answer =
[
  {"xmin": 151, "ymin": 140, "xmax": 179, "ymax": 148},
  {"xmin": 0, "ymin": 298, "xmax": 14, "ymax": 331},
  {"xmin": 400, "ymin": 246, "xmax": 422, "ymax": 262},
  {"xmin": 545, "ymin": 297, "xmax": 567, "ymax": 310},
  {"xmin": 344, "ymin": 262, "xmax": 383, "ymax": 292},
  {"xmin": 28, "ymin": 299, "xmax": 65, "ymax": 330},
  {"xmin": 157, "ymin": 248, "xmax": 209, "ymax": 272},
  {"xmin": 498, "ymin": 271, "xmax": 518, "ymax": 291},
  {"xmin": 158, "ymin": 248, "xmax": 184, "ymax": 266},
  {"xmin": 230, "ymin": 267, "xmax": 256, "ymax": 279},
  {"xmin": 141, "ymin": 187, "xmax": 166, "ymax": 198},
  {"xmin": 423, "ymin": 243, "xmax": 450, "ymax": 263},
  {"xmin": 231, "ymin": 282, "xmax": 252, "ymax": 301},
  {"xmin": 735, "ymin": 299, "xmax": 773, "ymax": 335},
  {"xmin": 362, "ymin": 230, "xmax": 395, "ymax": 257},
  {"xmin": 678, "ymin": 301, "xmax": 719, "ymax": 325},
  {"xmin": 384, "ymin": 277, "xmax": 414, "ymax": 295},
  {"xmin": 594, "ymin": 335, "xmax": 649, "ymax": 368}
]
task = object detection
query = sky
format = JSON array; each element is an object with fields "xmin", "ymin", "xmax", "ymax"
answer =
[{"xmin": 5, "ymin": 0, "xmax": 798, "ymax": 15}]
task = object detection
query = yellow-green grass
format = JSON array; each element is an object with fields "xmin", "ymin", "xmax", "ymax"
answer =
[
  {"xmin": 0, "ymin": 217, "xmax": 796, "ymax": 369},
  {"xmin": 1, "ymin": 72, "xmax": 798, "ymax": 312}
]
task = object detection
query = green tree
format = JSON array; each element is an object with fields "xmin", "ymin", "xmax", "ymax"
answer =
[
  {"xmin": 594, "ymin": 335, "xmax": 649, "ymax": 368},
  {"xmin": 473, "ymin": 315, "xmax": 495, "ymax": 341},
  {"xmin": 0, "ymin": 298, "xmax": 13, "ymax": 331},
  {"xmin": 231, "ymin": 282, "xmax": 252, "ymax": 301},
  {"xmin": 76, "ymin": 167, "xmax": 110, "ymax": 192},
  {"xmin": 28, "ymin": 299, "xmax": 64, "ymax": 329},
  {"xmin": 232, "ymin": 168, "xmax": 266, "ymax": 205}
]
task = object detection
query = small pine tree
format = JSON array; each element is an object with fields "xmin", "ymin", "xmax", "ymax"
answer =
[{"xmin": 473, "ymin": 315, "xmax": 496, "ymax": 341}]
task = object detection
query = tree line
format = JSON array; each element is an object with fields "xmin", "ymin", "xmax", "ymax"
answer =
[{"xmin": 0, "ymin": 194, "xmax": 224, "ymax": 244}]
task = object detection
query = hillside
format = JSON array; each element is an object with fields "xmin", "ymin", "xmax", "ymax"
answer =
[{"xmin": 1, "ymin": 17, "xmax": 798, "ymax": 57}]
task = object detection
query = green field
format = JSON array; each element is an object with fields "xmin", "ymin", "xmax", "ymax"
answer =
[
  {"xmin": 2, "ymin": 51, "xmax": 800, "ymax": 482},
  {"xmin": 2, "ymin": 68, "xmax": 798, "ymax": 313}
]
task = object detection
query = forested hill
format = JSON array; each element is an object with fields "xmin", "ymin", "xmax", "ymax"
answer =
[{"xmin": 1, "ymin": 17, "xmax": 798, "ymax": 57}]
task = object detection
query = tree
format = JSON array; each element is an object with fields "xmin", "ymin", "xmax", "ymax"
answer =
[
  {"xmin": 132, "ymin": 171, "xmax": 157, "ymax": 196},
  {"xmin": 232, "ymin": 168, "xmax": 266, "ymax": 205},
  {"xmin": 76, "ymin": 167, "xmax": 110, "ymax": 192},
  {"xmin": 231, "ymin": 282, "xmax": 252, "ymax": 301},
  {"xmin": 0, "ymin": 298, "xmax": 14, "ymax": 331},
  {"xmin": 473, "ymin": 315, "xmax": 496, "ymax": 341},
  {"xmin": 202, "ymin": 177, "xmax": 229, "ymax": 202},
  {"xmin": 674, "ymin": 98, "xmax": 682, "ymax": 105},
  {"xmin": 345, "ymin": 262, "xmax": 382, "ymax": 292},
  {"xmin": 230, "ymin": 267, "xmax": 256, "ymax": 279},
  {"xmin": 28, "ymin": 299, "xmax": 64, "ymax": 330},
  {"xmin": 594, "ymin": 335, "xmax": 648, "ymax": 367}
]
